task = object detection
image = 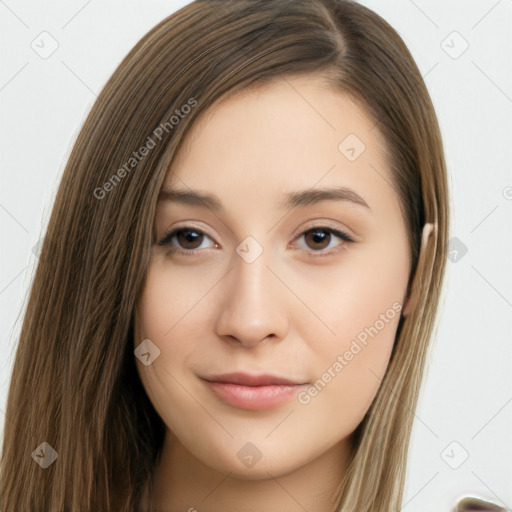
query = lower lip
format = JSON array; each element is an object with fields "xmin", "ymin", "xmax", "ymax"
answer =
[{"xmin": 204, "ymin": 381, "xmax": 306, "ymax": 410}]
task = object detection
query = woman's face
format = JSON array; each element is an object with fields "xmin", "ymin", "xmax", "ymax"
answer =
[{"xmin": 134, "ymin": 74, "xmax": 412, "ymax": 479}]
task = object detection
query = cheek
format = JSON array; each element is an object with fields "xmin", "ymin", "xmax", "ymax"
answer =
[
  {"xmin": 133, "ymin": 265, "xmax": 200, "ymax": 401},
  {"xmin": 134, "ymin": 259, "xmax": 218, "ymax": 343},
  {"xmin": 291, "ymin": 240, "xmax": 407, "ymax": 421},
  {"xmin": 288, "ymin": 245, "xmax": 407, "ymax": 354},
  {"xmin": 296, "ymin": 308, "xmax": 400, "ymax": 436},
  {"xmin": 133, "ymin": 272, "xmax": 203, "ymax": 439}
]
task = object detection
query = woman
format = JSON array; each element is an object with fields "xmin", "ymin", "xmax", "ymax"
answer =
[{"xmin": 0, "ymin": 0, "xmax": 448, "ymax": 510}]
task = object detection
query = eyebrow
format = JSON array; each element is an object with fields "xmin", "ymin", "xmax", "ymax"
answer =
[{"xmin": 158, "ymin": 185, "xmax": 371, "ymax": 212}]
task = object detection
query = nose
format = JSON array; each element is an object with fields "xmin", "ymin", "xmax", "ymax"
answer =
[{"xmin": 215, "ymin": 245, "xmax": 289, "ymax": 348}]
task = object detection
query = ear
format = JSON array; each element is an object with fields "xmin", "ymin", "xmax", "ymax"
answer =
[{"xmin": 402, "ymin": 222, "xmax": 436, "ymax": 317}]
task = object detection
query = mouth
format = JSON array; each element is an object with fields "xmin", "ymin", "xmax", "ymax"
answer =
[{"xmin": 200, "ymin": 372, "xmax": 309, "ymax": 411}]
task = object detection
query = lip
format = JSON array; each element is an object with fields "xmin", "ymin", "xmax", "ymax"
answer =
[{"xmin": 201, "ymin": 372, "xmax": 308, "ymax": 410}]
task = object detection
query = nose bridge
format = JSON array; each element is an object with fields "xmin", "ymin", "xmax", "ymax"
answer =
[
  {"xmin": 233, "ymin": 238, "xmax": 270, "ymax": 303},
  {"xmin": 215, "ymin": 235, "xmax": 288, "ymax": 346}
]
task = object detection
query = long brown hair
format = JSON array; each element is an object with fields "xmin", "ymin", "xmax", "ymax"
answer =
[{"xmin": 0, "ymin": 1, "xmax": 448, "ymax": 510}]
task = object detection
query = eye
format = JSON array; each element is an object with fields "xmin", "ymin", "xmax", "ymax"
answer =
[
  {"xmin": 292, "ymin": 225, "xmax": 354, "ymax": 257},
  {"xmin": 156, "ymin": 227, "xmax": 216, "ymax": 255}
]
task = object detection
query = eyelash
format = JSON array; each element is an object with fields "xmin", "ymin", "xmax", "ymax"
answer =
[{"xmin": 156, "ymin": 224, "xmax": 354, "ymax": 258}]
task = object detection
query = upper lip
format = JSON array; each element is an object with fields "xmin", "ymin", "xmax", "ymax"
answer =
[{"xmin": 202, "ymin": 372, "xmax": 305, "ymax": 386}]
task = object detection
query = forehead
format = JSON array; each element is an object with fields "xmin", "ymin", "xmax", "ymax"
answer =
[{"xmin": 163, "ymin": 74, "xmax": 395, "ymax": 216}]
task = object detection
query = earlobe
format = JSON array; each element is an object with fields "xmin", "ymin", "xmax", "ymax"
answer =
[{"xmin": 402, "ymin": 222, "xmax": 436, "ymax": 316}]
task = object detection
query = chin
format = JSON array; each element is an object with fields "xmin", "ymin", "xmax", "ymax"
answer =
[{"xmin": 197, "ymin": 442, "xmax": 308, "ymax": 481}]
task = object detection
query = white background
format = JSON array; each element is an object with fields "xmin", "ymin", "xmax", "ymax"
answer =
[{"xmin": 1, "ymin": 0, "xmax": 511, "ymax": 510}]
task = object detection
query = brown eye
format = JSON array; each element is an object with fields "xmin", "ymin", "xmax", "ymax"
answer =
[
  {"xmin": 175, "ymin": 229, "xmax": 204, "ymax": 250},
  {"xmin": 157, "ymin": 228, "xmax": 215, "ymax": 253},
  {"xmin": 293, "ymin": 226, "xmax": 354, "ymax": 256},
  {"xmin": 304, "ymin": 229, "xmax": 332, "ymax": 250}
]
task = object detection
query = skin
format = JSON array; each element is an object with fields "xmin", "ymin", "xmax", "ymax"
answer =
[{"xmin": 134, "ymin": 74, "xmax": 413, "ymax": 512}]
